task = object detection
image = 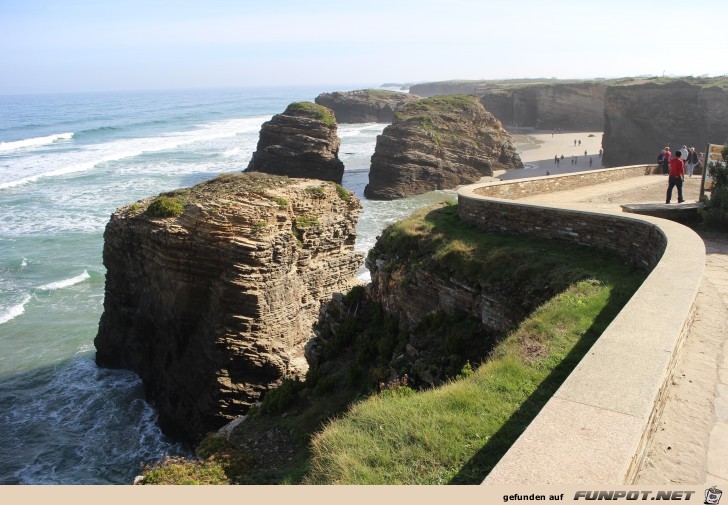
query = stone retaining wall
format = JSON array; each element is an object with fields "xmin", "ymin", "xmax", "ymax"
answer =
[
  {"xmin": 457, "ymin": 174, "xmax": 705, "ymax": 484},
  {"xmin": 478, "ymin": 165, "xmax": 655, "ymax": 200}
]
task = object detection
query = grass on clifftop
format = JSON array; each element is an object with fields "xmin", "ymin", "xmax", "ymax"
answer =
[
  {"xmin": 301, "ymin": 204, "xmax": 646, "ymax": 484},
  {"xmin": 393, "ymin": 94, "xmax": 481, "ymax": 123},
  {"xmin": 285, "ymin": 101, "xmax": 336, "ymax": 125}
]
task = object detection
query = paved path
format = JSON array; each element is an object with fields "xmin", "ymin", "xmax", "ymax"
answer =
[{"xmin": 504, "ymin": 173, "xmax": 728, "ymax": 485}]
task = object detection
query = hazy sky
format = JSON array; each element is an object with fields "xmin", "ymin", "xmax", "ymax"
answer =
[{"xmin": 1, "ymin": 0, "xmax": 726, "ymax": 94}]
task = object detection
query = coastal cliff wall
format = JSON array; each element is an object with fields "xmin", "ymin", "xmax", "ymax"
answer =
[
  {"xmin": 410, "ymin": 80, "xmax": 606, "ymax": 130},
  {"xmin": 603, "ymin": 80, "xmax": 728, "ymax": 167},
  {"xmin": 94, "ymin": 174, "xmax": 362, "ymax": 442},
  {"xmin": 364, "ymin": 95, "xmax": 521, "ymax": 200}
]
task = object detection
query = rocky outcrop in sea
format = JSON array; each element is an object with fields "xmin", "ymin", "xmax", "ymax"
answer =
[
  {"xmin": 94, "ymin": 173, "xmax": 363, "ymax": 443},
  {"xmin": 246, "ymin": 102, "xmax": 345, "ymax": 184},
  {"xmin": 364, "ymin": 95, "xmax": 522, "ymax": 200},
  {"xmin": 314, "ymin": 89, "xmax": 421, "ymax": 123}
]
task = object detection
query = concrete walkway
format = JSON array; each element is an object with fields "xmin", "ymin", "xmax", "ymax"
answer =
[{"xmin": 506, "ymin": 173, "xmax": 728, "ymax": 485}]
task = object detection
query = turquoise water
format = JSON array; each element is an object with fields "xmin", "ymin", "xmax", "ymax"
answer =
[{"xmin": 0, "ymin": 86, "xmax": 453, "ymax": 484}]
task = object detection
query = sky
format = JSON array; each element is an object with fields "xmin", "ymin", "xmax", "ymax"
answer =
[{"xmin": 0, "ymin": 0, "xmax": 726, "ymax": 94}]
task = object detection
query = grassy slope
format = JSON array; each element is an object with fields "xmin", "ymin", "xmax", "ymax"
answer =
[{"xmin": 141, "ymin": 203, "xmax": 647, "ymax": 485}]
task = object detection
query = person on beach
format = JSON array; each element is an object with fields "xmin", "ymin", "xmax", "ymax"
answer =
[
  {"xmin": 554, "ymin": 155, "xmax": 558, "ymax": 165},
  {"xmin": 599, "ymin": 148, "xmax": 603, "ymax": 158},
  {"xmin": 589, "ymin": 157, "xmax": 593, "ymax": 167},
  {"xmin": 584, "ymin": 150, "xmax": 587, "ymax": 156},
  {"xmin": 666, "ymin": 149, "xmax": 685, "ymax": 204},
  {"xmin": 661, "ymin": 147, "xmax": 671, "ymax": 175},
  {"xmin": 687, "ymin": 147, "xmax": 698, "ymax": 177}
]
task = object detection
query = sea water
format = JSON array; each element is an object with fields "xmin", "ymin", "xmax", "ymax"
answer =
[{"xmin": 0, "ymin": 87, "xmax": 453, "ymax": 484}]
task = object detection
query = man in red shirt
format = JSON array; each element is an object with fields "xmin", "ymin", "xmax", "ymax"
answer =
[{"xmin": 666, "ymin": 149, "xmax": 686, "ymax": 204}]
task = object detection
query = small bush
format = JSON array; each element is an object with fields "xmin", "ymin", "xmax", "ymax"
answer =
[
  {"xmin": 335, "ymin": 184, "xmax": 351, "ymax": 202},
  {"xmin": 259, "ymin": 379, "xmax": 305, "ymax": 415},
  {"xmin": 295, "ymin": 215, "xmax": 319, "ymax": 228},
  {"xmin": 141, "ymin": 456, "xmax": 228, "ymax": 485},
  {"xmin": 145, "ymin": 196, "xmax": 185, "ymax": 218},
  {"xmin": 306, "ymin": 186, "xmax": 326, "ymax": 197},
  {"xmin": 274, "ymin": 197, "xmax": 288, "ymax": 209},
  {"xmin": 700, "ymin": 146, "xmax": 728, "ymax": 228}
]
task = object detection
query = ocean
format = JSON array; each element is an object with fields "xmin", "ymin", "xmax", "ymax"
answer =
[{"xmin": 0, "ymin": 86, "xmax": 453, "ymax": 484}]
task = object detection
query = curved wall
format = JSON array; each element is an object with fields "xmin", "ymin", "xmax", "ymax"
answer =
[{"xmin": 457, "ymin": 174, "xmax": 705, "ymax": 484}]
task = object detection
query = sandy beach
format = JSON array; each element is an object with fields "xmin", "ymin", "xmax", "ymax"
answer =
[{"xmin": 506, "ymin": 129, "xmax": 605, "ymax": 179}]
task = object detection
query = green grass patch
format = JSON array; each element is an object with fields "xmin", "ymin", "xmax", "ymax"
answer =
[
  {"xmin": 145, "ymin": 196, "xmax": 185, "ymax": 218},
  {"xmin": 286, "ymin": 101, "xmax": 336, "ymax": 126},
  {"xmin": 334, "ymin": 183, "xmax": 351, "ymax": 202},
  {"xmin": 295, "ymin": 215, "xmax": 319, "ymax": 228},
  {"xmin": 304, "ymin": 275, "xmax": 640, "ymax": 484}
]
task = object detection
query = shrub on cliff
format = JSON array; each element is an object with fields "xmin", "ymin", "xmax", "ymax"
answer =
[
  {"xmin": 700, "ymin": 144, "xmax": 728, "ymax": 228},
  {"xmin": 145, "ymin": 196, "xmax": 185, "ymax": 218}
]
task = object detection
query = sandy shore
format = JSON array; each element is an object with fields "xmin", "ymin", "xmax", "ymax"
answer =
[{"xmin": 507, "ymin": 129, "xmax": 605, "ymax": 179}]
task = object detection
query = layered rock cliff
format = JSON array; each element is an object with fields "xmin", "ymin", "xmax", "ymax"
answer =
[
  {"xmin": 410, "ymin": 79, "xmax": 607, "ymax": 130},
  {"xmin": 246, "ymin": 102, "xmax": 345, "ymax": 184},
  {"xmin": 94, "ymin": 173, "xmax": 362, "ymax": 442},
  {"xmin": 603, "ymin": 78, "xmax": 728, "ymax": 167},
  {"xmin": 364, "ymin": 95, "xmax": 522, "ymax": 200},
  {"xmin": 314, "ymin": 89, "xmax": 421, "ymax": 123}
]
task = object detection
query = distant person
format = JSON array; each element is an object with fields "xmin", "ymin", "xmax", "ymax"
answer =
[
  {"xmin": 546, "ymin": 169, "xmax": 550, "ymax": 175},
  {"xmin": 687, "ymin": 147, "xmax": 698, "ymax": 177},
  {"xmin": 554, "ymin": 155, "xmax": 558, "ymax": 165},
  {"xmin": 560, "ymin": 154, "xmax": 564, "ymax": 161},
  {"xmin": 661, "ymin": 147, "xmax": 671, "ymax": 175},
  {"xmin": 578, "ymin": 139, "xmax": 581, "ymax": 146},
  {"xmin": 666, "ymin": 149, "xmax": 685, "ymax": 204},
  {"xmin": 658, "ymin": 148, "xmax": 667, "ymax": 172},
  {"xmin": 574, "ymin": 139, "xmax": 577, "ymax": 146},
  {"xmin": 589, "ymin": 157, "xmax": 593, "ymax": 167},
  {"xmin": 584, "ymin": 149, "xmax": 587, "ymax": 156},
  {"xmin": 599, "ymin": 148, "xmax": 603, "ymax": 158}
]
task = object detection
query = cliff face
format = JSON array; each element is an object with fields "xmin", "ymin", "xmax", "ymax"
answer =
[
  {"xmin": 364, "ymin": 95, "xmax": 522, "ymax": 200},
  {"xmin": 314, "ymin": 89, "xmax": 421, "ymax": 123},
  {"xmin": 246, "ymin": 102, "xmax": 345, "ymax": 184},
  {"xmin": 94, "ymin": 174, "xmax": 363, "ymax": 442},
  {"xmin": 410, "ymin": 80, "xmax": 606, "ymax": 130},
  {"xmin": 603, "ymin": 80, "xmax": 728, "ymax": 167}
]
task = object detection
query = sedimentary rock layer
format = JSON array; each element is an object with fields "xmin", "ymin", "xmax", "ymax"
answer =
[
  {"xmin": 314, "ymin": 89, "xmax": 421, "ymax": 123},
  {"xmin": 94, "ymin": 174, "xmax": 362, "ymax": 442},
  {"xmin": 603, "ymin": 79, "xmax": 728, "ymax": 167},
  {"xmin": 364, "ymin": 95, "xmax": 522, "ymax": 200},
  {"xmin": 246, "ymin": 102, "xmax": 345, "ymax": 183}
]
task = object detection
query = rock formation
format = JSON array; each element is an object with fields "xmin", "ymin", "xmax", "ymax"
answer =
[
  {"xmin": 246, "ymin": 102, "xmax": 345, "ymax": 184},
  {"xmin": 94, "ymin": 173, "xmax": 363, "ymax": 442},
  {"xmin": 364, "ymin": 95, "xmax": 522, "ymax": 200},
  {"xmin": 410, "ymin": 79, "xmax": 607, "ymax": 130},
  {"xmin": 314, "ymin": 89, "xmax": 421, "ymax": 123},
  {"xmin": 603, "ymin": 78, "xmax": 728, "ymax": 167}
]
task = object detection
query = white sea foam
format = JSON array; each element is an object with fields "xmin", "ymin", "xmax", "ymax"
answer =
[
  {"xmin": 0, "ymin": 294, "xmax": 31, "ymax": 325},
  {"xmin": 0, "ymin": 117, "xmax": 269, "ymax": 190},
  {"xmin": 37, "ymin": 270, "xmax": 90, "ymax": 291},
  {"xmin": 0, "ymin": 132, "xmax": 74, "ymax": 153}
]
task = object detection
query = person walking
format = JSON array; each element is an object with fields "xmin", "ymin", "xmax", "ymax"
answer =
[
  {"xmin": 662, "ymin": 147, "xmax": 672, "ymax": 175},
  {"xmin": 666, "ymin": 149, "xmax": 685, "ymax": 204},
  {"xmin": 687, "ymin": 147, "xmax": 698, "ymax": 177}
]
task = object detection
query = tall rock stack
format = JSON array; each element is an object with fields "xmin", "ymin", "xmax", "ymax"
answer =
[
  {"xmin": 364, "ymin": 95, "xmax": 522, "ymax": 200},
  {"xmin": 94, "ymin": 173, "xmax": 362, "ymax": 442},
  {"xmin": 246, "ymin": 102, "xmax": 345, "ymax": 184},
  {"xmin": 314, "ymin": 89, "xmax": 421, "ymax": 123}
]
